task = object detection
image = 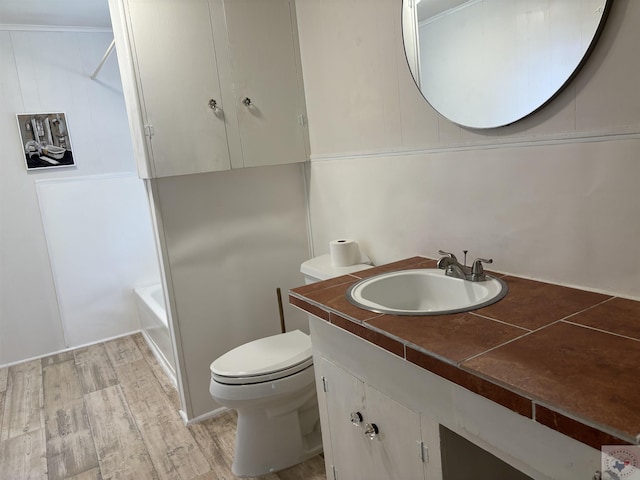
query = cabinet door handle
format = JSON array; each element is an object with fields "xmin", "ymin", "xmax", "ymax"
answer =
[
  {"xmin": 242, "ymin": 97, "xmax": 252, "ymax": 107},
  {"xmin": 208, "ymin": 99, "xmax": 220, "ymax": 111},
  {"xmin": 363, "ymin": 423, "xmax": 379, "ymax": 439},
  {"xmin": 350, "ymin": 411, "xmax": 363, "ymax": 426}
]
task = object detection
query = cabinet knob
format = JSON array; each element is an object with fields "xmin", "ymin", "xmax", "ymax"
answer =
[
  {"xmin": 208, "ymin": 99, "xmax": 220, "ymax": 111},
  {"xmin": 363, "ymin": 423, "xmax": 379, "ymax": 439},
  {"xmin": 350, "ymin": 411, "xmax": 363, "ymax": 426},
  {"xmin": 242, "ymin": 97, "xmax": 252, "ymax": 107}
]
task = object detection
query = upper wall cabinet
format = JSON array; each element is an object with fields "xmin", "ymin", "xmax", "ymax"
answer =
[{"xmin": 110, "ymin": 0, "xmax": 309, "ymax": 178}]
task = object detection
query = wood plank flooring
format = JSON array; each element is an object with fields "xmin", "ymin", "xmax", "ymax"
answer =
[{"xmin": 0, "ymin": 333, "xmax": 327, "ymax": 480}]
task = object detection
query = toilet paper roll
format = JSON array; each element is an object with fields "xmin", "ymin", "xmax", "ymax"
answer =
[{"xmin": 330, "ymin": 239, "xmax": 360, "ymax": 267}]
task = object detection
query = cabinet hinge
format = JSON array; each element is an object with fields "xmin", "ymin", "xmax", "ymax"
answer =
[
  {"xmin": 144, "ymin": 123, "xmax": 155, "ymax": 137},
  {"xmin": 418, "ymin": 440, "xmax": 428, "ymax": 463},
  {"xmin": 297, "ymin": 114, "xmax": 307, "ymax": 126},
  {"xmin": 321, "ymin": 376, "xmax": 328, "ymax": 392}
]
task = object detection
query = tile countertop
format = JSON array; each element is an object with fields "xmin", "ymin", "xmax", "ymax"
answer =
[{"xmin": 289, "ymin": 256, "xmax": 640, "ymax": 450}]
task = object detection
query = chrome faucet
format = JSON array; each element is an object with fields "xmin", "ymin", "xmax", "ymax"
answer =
[{"xmin": 437, "ymin": 250, "xmax": 493, "ymax": 282}]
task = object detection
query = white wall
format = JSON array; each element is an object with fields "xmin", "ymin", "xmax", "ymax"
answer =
[
  {"xmin": 295, "ymin": 0, "xmax": 640, "ymax": 298},
  {"xmin": 0, "ymin": 28, "xmax": 159, "ymax": 365},
  {"xmin": 151, "ymin": 164, "xmax": 311, "ymax": 419},
  {"xmin": 36, "ymin": 174, "xmax": 159, "ymax": 346}
]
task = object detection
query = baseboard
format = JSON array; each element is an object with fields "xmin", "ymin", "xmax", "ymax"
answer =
[
  {"xmin": 179, "ymin": 406, "xmax": 229, "ymax": 426},
  {"xmin": 0, "ymin": 329, "xmax": 142, "ymax": 369}
]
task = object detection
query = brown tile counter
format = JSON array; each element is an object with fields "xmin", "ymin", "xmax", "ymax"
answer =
[{"xmin": 290, "ymin": 256, "xmax": 640, "ymax": 450}]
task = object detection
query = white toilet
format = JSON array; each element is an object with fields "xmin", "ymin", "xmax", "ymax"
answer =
[{"xmin": 209, "ymin": 254, "xmax": 372, "ymax": 477}]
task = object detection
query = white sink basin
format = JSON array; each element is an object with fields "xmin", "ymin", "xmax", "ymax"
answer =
[{"xmin": 346, "ymin": 269, "xmax": 508, "ymax": 316}]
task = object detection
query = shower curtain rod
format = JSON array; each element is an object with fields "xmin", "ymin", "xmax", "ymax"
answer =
[{"xmin": 91, "ymin": 39, "xmax": 116, "ymax": 80}]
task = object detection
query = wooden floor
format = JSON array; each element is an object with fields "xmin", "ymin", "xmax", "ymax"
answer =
[{"xmin": 0, "ymin": 333, "xmax": 327, "ymax": 480}]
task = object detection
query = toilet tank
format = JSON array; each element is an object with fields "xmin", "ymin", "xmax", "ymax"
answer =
[{"xmin": 300, "ymin": 254, "xmax": 373, "ymax": 284}]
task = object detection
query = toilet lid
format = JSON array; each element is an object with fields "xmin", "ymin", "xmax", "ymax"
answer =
[{"xmin": 211, "ymin": 330, "xmax": 313, "ymax": 385}]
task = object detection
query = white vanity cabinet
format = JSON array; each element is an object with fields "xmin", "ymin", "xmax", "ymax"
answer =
[
  {"xmin": 316, "ymin": 357, "xmax": 428, "ymax": 480},
  {"xmin": 110, "ymin": 0, "xmax": 308, "ymax": 178},
  {"xmin": 309, "ymin": 316, "xmax": 602, "ymax": 480}
]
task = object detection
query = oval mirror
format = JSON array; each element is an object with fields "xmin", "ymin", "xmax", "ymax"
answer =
[{"xmin": 402, "ymin": 0, "xmax": 611, "ymax": 129}]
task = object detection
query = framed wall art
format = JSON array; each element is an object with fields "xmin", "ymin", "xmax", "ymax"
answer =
[{"xmin": 17, "ymin": 112, "xmax": 75, "ymax": 170}]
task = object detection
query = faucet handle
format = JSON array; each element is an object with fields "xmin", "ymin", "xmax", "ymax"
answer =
[
  {"xmin": 471, "ymin": 258, "xmax": 493, "ymax": 279},
  {"xmin": 438, "ymin": 250, "xmax": 457, "ymax": 261}
]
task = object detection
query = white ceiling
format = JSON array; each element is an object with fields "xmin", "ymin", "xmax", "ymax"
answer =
[{"xmin": 0, "ymin": 0, "xmax": 112, "ymax": 29}]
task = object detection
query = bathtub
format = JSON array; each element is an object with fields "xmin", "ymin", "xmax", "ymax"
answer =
[{"xmin": 134, "ymin": 283, "xmax": 176, "ymax": 383}]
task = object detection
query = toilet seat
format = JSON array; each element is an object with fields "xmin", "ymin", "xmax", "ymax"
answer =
[{"xmin": 211, "ymin": 330, "xmax": 313, "ymax": 385}]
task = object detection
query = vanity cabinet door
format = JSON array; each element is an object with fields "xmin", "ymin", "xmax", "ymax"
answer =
[
  {"xmin": 319, "ymin": 358, "xmax": 426, "ymax": 480},
  {"xmin": 320, "ymin": 358, "xmax": 370, "ymax": 480},
  {"xmin": 124, "ymin": 0, "xmax": 231, "ymax": 177},
  {"xmin": 220, "ymin": 0, "xmax": 308, "ymax": 168},
  {"xmin": 365, "ymin": 384, "xmax": 427, "ymax": 480}
]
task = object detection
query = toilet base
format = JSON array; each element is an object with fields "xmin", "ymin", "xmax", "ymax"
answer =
[{"xmin": 231, "ymin": 387, "xmax": 322, "ymax": 477}]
